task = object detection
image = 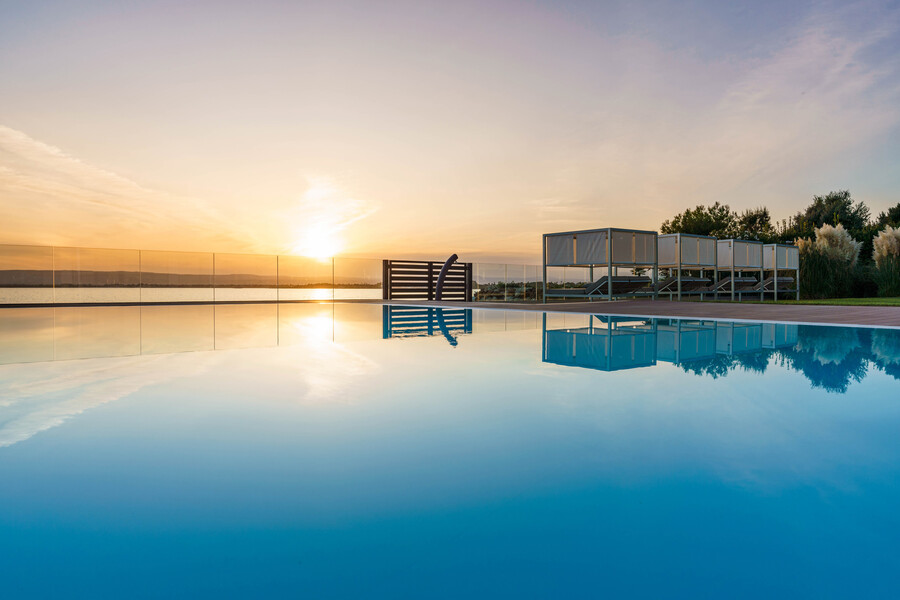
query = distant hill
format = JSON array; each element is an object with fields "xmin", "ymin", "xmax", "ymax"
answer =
[{"xmin": 0, "ymin": 270, "xmax": 378, "ymax": 288}]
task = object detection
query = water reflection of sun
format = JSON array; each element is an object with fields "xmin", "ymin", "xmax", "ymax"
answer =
[{"xmin": 290, "ymin": 314, "xmax": 334, "ymax": 342}]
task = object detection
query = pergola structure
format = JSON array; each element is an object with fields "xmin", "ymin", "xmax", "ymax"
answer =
[
  {"xmin": 542, "ymin": 227, "xmax": 658, "ymax": 302},
  {"xmin": 715, "ymin": 239, "xmax": 764, "ymax": 301},
  {"xmin": 762, "ymin": 244, "xmax": 800, "ymax": 301},
  {"xmin": 657, "ymin": 233, "xmax": 717, "ymax": 300}
]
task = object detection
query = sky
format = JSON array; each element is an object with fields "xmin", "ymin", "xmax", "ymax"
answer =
[{"xmin": 1, "ymin": 0, "xmax": 899, "ymax": 263}]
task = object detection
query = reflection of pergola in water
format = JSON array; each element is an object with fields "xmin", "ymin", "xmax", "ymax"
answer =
[
  {"xmin": 381, "ymin": 306, "xmax": 473, "ymax": 347},
  {"xmin": 541, "ymin": 314, "xmax": 799, "ymax": 372}
]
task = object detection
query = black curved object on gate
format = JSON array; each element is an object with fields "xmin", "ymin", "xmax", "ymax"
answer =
[{"xmin": 434, "ymin": 254, "xmax": 459, "ymax": 301}]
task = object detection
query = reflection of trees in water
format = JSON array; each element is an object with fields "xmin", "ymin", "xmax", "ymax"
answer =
[
  {"xmin": 871, "ymin": 329, "xmax": 900, "ymax": 381},
  {"xmin": 676, "ymin": 325, "xmax": 900, "ymax": 393},
  {"xmin": 679, "ymin": 350, "xmax": 775, "ymax": 379},
  {"xmin": 796, "ymin": 326, "xmax": 863, "ymax": 365},
  {"xmin": 778, "ymin": 327, "xmax": 871, "ymax": 393}
]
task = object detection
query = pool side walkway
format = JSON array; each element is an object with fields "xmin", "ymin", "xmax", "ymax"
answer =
[{"xmin": 371, "ymin": 299, "xmax": 900, "ymax": 328}]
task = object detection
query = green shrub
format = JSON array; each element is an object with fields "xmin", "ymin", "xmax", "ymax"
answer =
[
  {"xmin": 851, "ymin": 262, "xmax": 879, "ymax": 298},
  {"xmin": 798, "ymin": 245, "xmax": 854, "ymax": 299},
  {"xmin": 874, "ymin": 255, "xmax": 900, "ymax": 297},
  {"xmin": 797, "ymin": 223, "xmax": 863, "ymax": 299}
]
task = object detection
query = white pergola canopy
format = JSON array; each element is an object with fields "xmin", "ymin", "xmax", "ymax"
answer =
[
  {"xmin": 544, "ymin": 228, "xmax": 658, "ymax": 267},
  {"xmin": 658, "ymin": 233, "xmax": 717, "ymax": 268}
]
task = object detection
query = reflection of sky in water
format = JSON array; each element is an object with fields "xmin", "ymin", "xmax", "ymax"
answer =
[{"xmin": 1, "ymin": 304, "xmax": 899, "ymax": 598}]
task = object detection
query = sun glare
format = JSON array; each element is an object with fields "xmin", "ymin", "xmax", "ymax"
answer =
[
  {"xmin": 288, "ymin": 177, "xmax": 373, "ymax": 259},
  {"xmin": 293, "ymin": 228, "xmax": 342, "ymax": 259}
]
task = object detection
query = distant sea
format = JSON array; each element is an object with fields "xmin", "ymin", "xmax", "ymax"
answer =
[{"xmin": 0, "ymin": 287, "xmax": 383, "ymax": 304}]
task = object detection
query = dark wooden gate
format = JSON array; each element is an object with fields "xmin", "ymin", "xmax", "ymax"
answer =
[{"xmin": 382, "ymin": 259, "xmax": 472, "ymax": 301}]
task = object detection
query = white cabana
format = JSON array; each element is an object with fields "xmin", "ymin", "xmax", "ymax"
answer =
[
  {"xmin": 715, "ymin": 239, "xmax": 764, "ymax": 301},
  {"xmin": 762, "ymin": 244, "xmax": 800, "ymax": 300},
  {"xmin": 657, "ymin": 233, "xmax": 717, "ymax": 300},
  {"xmin": 542, "ymin": 228, "xmax": 658, "ymax": 301}
]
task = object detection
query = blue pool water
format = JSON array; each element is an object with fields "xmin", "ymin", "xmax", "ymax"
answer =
[{"xmin": 1, "ymin": 303, "xmax": 899, "ymax": 598}]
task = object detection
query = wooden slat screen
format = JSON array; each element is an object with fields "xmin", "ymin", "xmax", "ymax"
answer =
[{"xmin": 382, "ymin": 260, "xmax": 472, "ymax": 301}]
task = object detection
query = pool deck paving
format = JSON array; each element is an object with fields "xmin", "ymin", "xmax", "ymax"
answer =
[{"xmin": 373, "ymin": 299, "xmax": 900, "ymax": 328}]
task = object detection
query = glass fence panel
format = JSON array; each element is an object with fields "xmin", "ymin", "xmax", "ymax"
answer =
[
  {"xmin": 277, "ymin": 256, "xmax": 334, "ymax": 301},
  {"xmin": 505, "ymin": 264, "xmax": 527, "ymax": 302},
  {"xmin": 140, "ymin": 250, "xmax": 214, "ymax": 303},
  {"xmin": 473, "ymin": 263, "xmax": 507, "ymax": 301},
  {"xmin": 0, "ymin": 245, "xmax": 54, "ymax": 304},
  {"xmin": 543, "ymin": 265, "xmax": 592, "ymax": 301},
  {"xmin": 526, "ymin": 264, "xmax": 541, "ymax": 303},
  {"xmin": 53, "ymin": 247, "xmax": 141, "ymax": 303},
  {"xmin": 332, "ymin": 258, "xmax": 383, "ymax": 300},
  {"xmin": 214, "ymin": 253, "xmax": 278, "ymax": 302},
  {"xmin": 0, "ymin": 244, "xmax": 545, "ymax": 306}
]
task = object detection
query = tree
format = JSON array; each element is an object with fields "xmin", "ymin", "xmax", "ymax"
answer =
[
  {"xmin": 660, "ymin": 202, "xmax": 736, "ymax": 237},
  {"xmin": 876, "ymin": 202, "xmax": 900, "ymax": 228},
  {"xmin": 733, "ymin": 207, "xmax": 775, "ymax": 242},
  {"xmin": 789, "ymin": 190, "xmax": 871, "ymax": 240}
]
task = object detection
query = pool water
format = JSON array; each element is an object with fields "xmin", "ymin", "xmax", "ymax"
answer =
[{"xmin": 1, "ymin": 303, "xmax": 899, "ymax": 598}]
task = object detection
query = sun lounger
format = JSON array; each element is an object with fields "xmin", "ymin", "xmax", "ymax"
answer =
[
  {"xmin": 656, "ymin": 276, "xmax": 711, "ymax": 294},
  {"xmin": 705, "ymin": 276, "xmax": 758, "ymax": 293},
  {"xmin": 545, "ymin": 275, "xmax": 652, "ymax": 298},
  {"xmin": 756, "ymin": 276, "xmax": 795, "ymax": 292}
]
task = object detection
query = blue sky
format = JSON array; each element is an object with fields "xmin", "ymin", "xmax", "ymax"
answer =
[{"xmin": 1, "ymin": 0, "xmax": 899, "ymax": 260}]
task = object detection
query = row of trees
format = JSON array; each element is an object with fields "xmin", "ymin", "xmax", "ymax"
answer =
[{"xmin": 659, "ymin": 191, "xmax": 900, "ymax": 298}]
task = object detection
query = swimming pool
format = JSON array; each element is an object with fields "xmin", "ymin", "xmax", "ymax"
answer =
[{"xmin": 1, "ymin": 303, "xmax": 899, "ymax": 598}]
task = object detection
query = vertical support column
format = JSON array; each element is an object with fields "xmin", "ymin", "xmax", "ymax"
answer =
[
  {"xmin": 607, "ymin": 231, "xmax": 613, "ymax": 302},
  {"xmin": 542, "ymin": 235, "xmax": 547, "ymax": 305},
  {"xmin": 774, "ymin": 267, "xmax": 778, "ymax": 302},
  {"xmin": 504, "ymin": 263, "xmax": 508, "ymax": 302},
  {"xmin": 465, "ymin": 263, "xmax": 473, "ymax": 302},
  {"xmin": 652, "ymin": 235, "xmax": 659, "ymax": 301},
  {"xmin": 676, "ymin": 236, "xmax": 681, "ymax": 301},
  {"xmin": 382, "ymin": 260, "xmax": 389, "ymax": 300},
  {"xmin": 712, "ymin": 244, "xmax": 718, "ymax": 302},
  {"xmin": 730, "ymin": 262, "xmax": 735, "ymax": 302},
  {"xmin": 759, "ymin": 262, "xmax": 764, "ymax": 302},
  {"xmin": 730, "ymin": 243, "xmax": 735, "ymax": 302}
]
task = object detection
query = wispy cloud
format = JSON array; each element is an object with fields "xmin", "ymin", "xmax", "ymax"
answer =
[
  {"xmin": 0, "ymin": 125, "xmax": 256, "ymax": 252},
  {"xmin": 520, "ymin": 1, "xmax": 900, "ymax": 239}
]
